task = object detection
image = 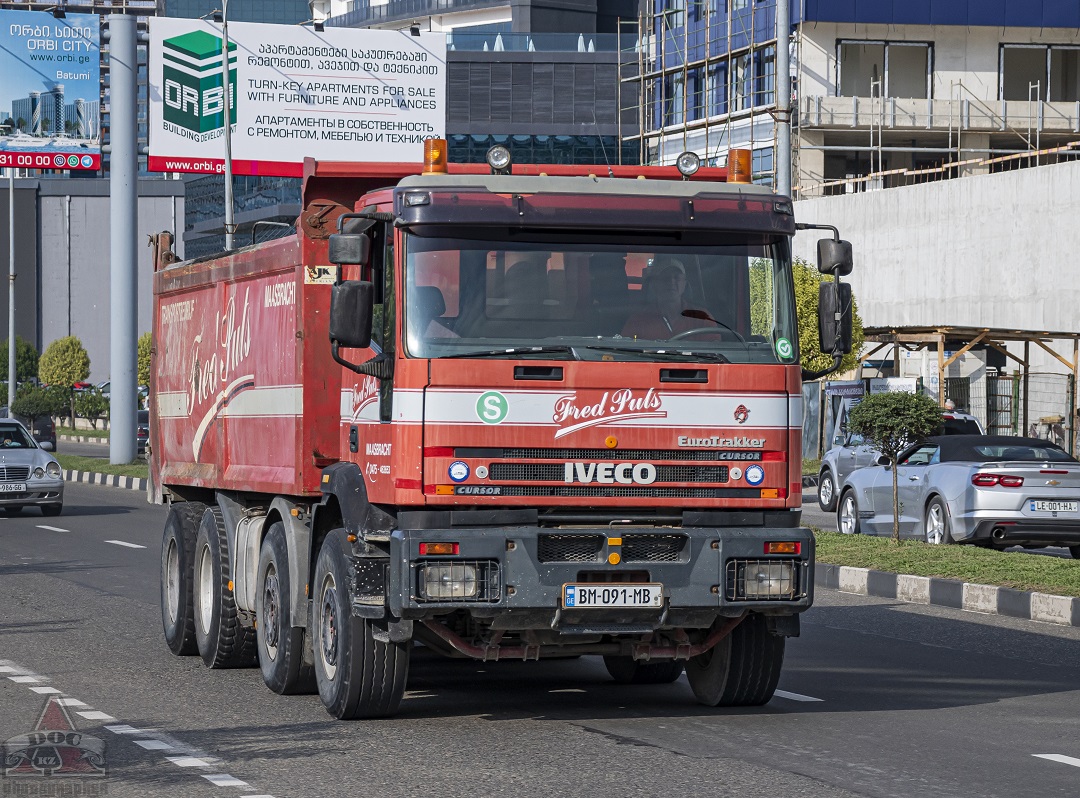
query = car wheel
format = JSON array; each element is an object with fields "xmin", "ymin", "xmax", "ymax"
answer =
[
  {"xmin": 924, "ymin": 498, "xmax": 952, "ymax": 545},
  {"xmin": 40, "ymin": 505, "xmax": 61, "ymax": 517},
  {"xmin": 1069, "ymin": 545, "xmax": 1080, "ymax": 560},
  {"xmin": 837, "ymin": 490, "xmax": 861, "ymax": 535},
  {"xmin": 817, "ymin": 469, "xmax": 837, "ymax": 512}
]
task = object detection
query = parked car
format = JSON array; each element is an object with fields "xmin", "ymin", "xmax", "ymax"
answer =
[
  {"xmin": 137, "ymin": 409, "xmax": 149, "ymax": 455},
  {"xmin": 0, "ymin": 418, "xmax": 64, "ymax": 516},
  {"xmin": 817, "ymin": 409, "xmax": 985, "ymax": 512},
  {"xmin": 835, "ymin": 435, "xmax": 1080, "ymax": 557},
  {"xmin": 0, "ymin": 406, "xmax": 56, "ymax": 451}
]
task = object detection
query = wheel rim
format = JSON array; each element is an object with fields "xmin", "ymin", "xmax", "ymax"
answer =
[
  {"xmin": 318, "ymin": 572, "xmax": 339, "ymax": 681},
  {"xmin": 165, "ymin": 538, "xmax": 180, "ymax": 624},
  {"xmin": 195, "ymin": 542, "xmax": 213, "ymax": 636},
  {"xmin": 839, "ymin": 495, "xmax": 857, "ymax": 534},
  {"xmin": 926, "ymin": 504, "xmax": 946, "ymax": 545},
  {"xmin": 262, "ymin": 565, "xmax": 280, "ymax": 661},
  {"xmin": 819, "ymin": 474, "xmax": 834, "ymax": 505}
]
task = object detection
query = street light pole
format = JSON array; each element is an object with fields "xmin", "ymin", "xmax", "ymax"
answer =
[
  {"xmin": 8, "ymin": 165, "xmax": 14, "ymax": 409},
  {"xmin": 221, "ymin": 0, "xmax": 235, "ymax": 251},
  {"xmin": 775, "ymin": 0, "xmax": 792, "ymax": 197}
]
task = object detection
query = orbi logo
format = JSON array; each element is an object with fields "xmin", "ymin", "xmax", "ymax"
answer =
[{"xmin": 162, "ymin": 29, "xmax": 237, "ymax": 136}]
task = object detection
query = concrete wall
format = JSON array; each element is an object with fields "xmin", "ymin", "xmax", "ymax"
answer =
[{"xmin": 791, "ymin": 159, "xmax": 1080, "ymax": 337}]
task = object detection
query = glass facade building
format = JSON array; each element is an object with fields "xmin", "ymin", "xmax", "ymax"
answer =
[{"xmin": 159, "ymin": 0, "xmax": 310, "ymax": 23}]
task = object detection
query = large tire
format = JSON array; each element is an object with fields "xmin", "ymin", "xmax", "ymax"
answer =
[
  {"xmin": 603, "ymin": 656, "xmax": 684, "ymax": 685},
  {"xmin": 1069, "ymin": 545, "xmax": 1080, "ymax": 560},
  {"xmin": 193, "ymin": 507, "xmax": 257, "ymax": 669},
  {"xmin": 837, "ymin": 490, "xmax": 861, "ymax": 535},
  {"xmin": 161, "ymin": 501, "xmax": 207, "ymax": 656},
  {"xmin": 923, "ymin": 497, "xmax": 952, "ymax": 545},
  {"xmin": 313, "ymin": 529, "xmax": 409, "ymax": 719},
  {"xmin": 817, "ymin": 469, "xmax": 838, "ymax": 512},
  {"xmin": 685, "ymin": 614, "xmax": 785, "ymax": 707},
  {"xmin": 257, "ymin": 521, "xmax": 316, "ymax": 694}
]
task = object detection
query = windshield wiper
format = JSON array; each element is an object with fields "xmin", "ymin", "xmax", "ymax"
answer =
[
  {"xmin": 582, "ymin": 345, "xmax": 729, "ymax": 364},
  {"xmin": 442, "ymin": 345, "xmax": 579, "ymax": 360}
]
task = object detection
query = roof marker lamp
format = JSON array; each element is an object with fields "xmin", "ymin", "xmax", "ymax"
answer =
[
  {"xmin": 486, "ymin": 144, "xmax": 512, "ymax": 175},
  {"xmin": 423, "ymin": 138, "xmax": 448, "ymax": 174},
  {"xmin": 676, "ymin": 151, "xmax": 700, "ymax": 178}
]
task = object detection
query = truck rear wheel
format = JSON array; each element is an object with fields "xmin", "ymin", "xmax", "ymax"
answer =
[
  {"xmin": 602, "ymin": 656, "xmax": 685, "ymax": 685},
  {"xmin": 193, "ymin": 507, "xmax": 257, "ymax": 669},
  {"xmin": 256, "ymin": 521, "xmax": 316, "ymax": 694},
  {"xmin": 685, "ymin": 614, "xmax": 785, "ymax": 707},
  {"xmin": 313, "ymin": 529, "xmax": 409, "ymax": 719},
  {"xmin": 161, "ymin": 501, "xmax": 207, "ymax": 656}
]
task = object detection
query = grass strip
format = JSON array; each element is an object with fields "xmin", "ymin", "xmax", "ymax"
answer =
[
  {"xmin": 813, "ymin": 527, "xmax": 1080, "ymax": 598},
  {"xmin": 55, "ymin": 454, "xmax": 148, "ymax": 480},
  {"xmin": 58, "ymin": 427, "xmax": 110, "ymax": 440}
]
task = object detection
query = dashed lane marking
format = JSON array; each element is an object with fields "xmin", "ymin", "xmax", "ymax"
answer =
[
  {"xmin": 76, "ymin": 711, "xmax": 116, "ymax": 721},
  {"xmin": 56, "ymin": 698, "xmax": 89, "ymax": 707},
  {"xmin": 166, "ymin": 756, "xmax": 212, "ymax": 768},
  {"xmin": 105, "ymin": 540, "xmax": 147, "ymax": 549},
  {"xmin": 105, "ymin": 724, "xmax": 150, "ymax": 735},
  {"xmin": 8, "ymin": 675, "xmax": 41, "ymax": 683},
  {"xmin": 134, "ymin": 740, "xmax": 174, "ymax": 751},
  {"xmin": 1034, "ymin": 754, "xmax": 1080, "ymax": 768},
  {"xmin": 30, "ymin": 686, "xmax": 62, "ymax": 694},
  {"xmin": 774, "ymin": 690, "xmax": 824, "ymax": 702},
  {"xmin": 36, "ymin": 525, "xmax": 69, "ymax": 533},
  {"xmin": 204, "ymin": 775, "xmax": 250, "ymax": 788}
]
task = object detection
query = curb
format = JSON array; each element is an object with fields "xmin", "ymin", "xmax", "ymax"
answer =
[
  {"xmin": 62, "ymin": 469, "xmax": 146, "ymax": 493},
  {"xmin": 815, "ymin": 563, "xmax": 1080, "ymax": 628},
  {"xmin": 59, "ymin": 434, "xmax": 109, "ymax": 445}
]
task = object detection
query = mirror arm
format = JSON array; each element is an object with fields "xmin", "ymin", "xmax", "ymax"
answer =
[
  {"xmin": 801, "ymin": 353, "xmax": 843, "ymax": 382},
  {"xmin": 331, "ymin": 343, "xmax": 395, "ymax": 379},
  {"xmin": 795, "ymin": 222, "xmax": 840, "ymax": 241}
]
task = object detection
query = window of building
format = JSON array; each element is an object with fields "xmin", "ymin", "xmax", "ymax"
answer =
[
  {"xmin": 754, "ymin": 45, "xmax": 775, "ymax": 107},
  {"xmin": 663, "ymin": 71, "xmax": 685, "ymax": 126},
  {"xmin": 838, "ymin": 40, "xmax": 931, "ymax": 99},
  {"xmin": 1001, "ymin": 45, "xmax": 1080, "ymax": 102},
  {"xmin": 731, "ymin": 52, "xmax": 751, "ymax": 111},
  {"xmin": 688, "ymin": 67, "xmax": 705, "ymax": 121},
  {"xmin": 708, "ymin": 60, "xmax": 728, "ymax": 116}
]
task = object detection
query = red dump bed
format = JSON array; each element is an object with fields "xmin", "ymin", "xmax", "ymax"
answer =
[{"xmin": 150, "ymin": 236, "xmax": 340, "ymax": 497}]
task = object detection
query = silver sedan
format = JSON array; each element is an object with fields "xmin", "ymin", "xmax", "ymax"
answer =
[
  {"xmin": 0, "ymin": 420, "xmax": 64, "ymax": 516},
  {"xmin": 835, "ymin": 435, "xmax": 1080, "ymax": 558}
]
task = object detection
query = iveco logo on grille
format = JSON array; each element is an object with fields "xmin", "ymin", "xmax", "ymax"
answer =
[{"xmin": 563, "ymin": 463, "xmax": 658, "ymax": 485}]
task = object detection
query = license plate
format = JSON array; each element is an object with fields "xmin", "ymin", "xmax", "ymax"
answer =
[
  {"xmin": 562, "ymin": 583, "xmax": 663, "ymax": 609},
  {"xmin": 0, "ymin": 483, "xmax": 25, "ymax": 493},
  {"xmin": 1030, "ymin": 500, "xmax": 1078, "ymax": 513}
]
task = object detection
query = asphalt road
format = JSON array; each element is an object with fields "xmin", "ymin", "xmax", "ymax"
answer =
[{"xmin": 2, "ymin": 484, "xmax": 1080, "ymax": 797}]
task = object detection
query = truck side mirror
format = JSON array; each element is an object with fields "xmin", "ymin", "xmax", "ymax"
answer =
[
  {"xmin": 818, "ymin": 281, "xmax": 853, "ymax": 355},
  {"xmin": 328, "ymin": 233, "xmax": 371, "ymax": 267},
  {"xmin": 330, "ymin": 280, "xmax": 374, "ymax": 349},
  {"xmin": 817, "ymin": 238, "xmax": 853, "ymax": 276}
]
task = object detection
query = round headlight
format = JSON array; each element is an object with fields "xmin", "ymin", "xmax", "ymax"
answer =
[
  {"xmin": 676, "ymin": 151, "xmax": 701, "ymax": 177},
  {"xmin": 486, "ymin": 144, "xmax": 511, "ymax": 173},
  {"xmin": 46, "ymin": 461, "xmax": 61, "ymax": 478},
  {"xmin": 33, "ymin": 467, "xmax": 45, "ymax": 479}
]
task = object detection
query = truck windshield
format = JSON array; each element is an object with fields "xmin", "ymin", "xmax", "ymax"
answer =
[{"xmin": 404, "ymin": 234, "xmax": 798, "ymax": 364}]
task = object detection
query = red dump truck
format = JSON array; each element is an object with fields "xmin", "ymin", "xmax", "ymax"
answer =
[{"xmin": 151, "ymin": 142, "xmax": 853, "ymax": 719}]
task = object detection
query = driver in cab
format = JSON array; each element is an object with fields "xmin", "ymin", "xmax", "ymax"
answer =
[{"xmin": 621, "ymin": 257, "xmax": 716, "ymax": 340}]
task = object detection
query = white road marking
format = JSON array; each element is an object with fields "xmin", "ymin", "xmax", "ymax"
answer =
[
  {"xmin": 29, "ymin": 686, "xmax": 62, "ymax": 694},
  {"xmin": 55, "ymin": 698, "xmax": 88, "ymax": 707},
  {"xmin": 76, "ymin": 711, "xmax": 116, "ymax": 721},
  {"xmin": 167, "ymin": 756, "xmax": 211, "ymax": 768},
  {"xmin": 105, "ymin": 724, "xmax": 149, "ymax": 735},
  {"xmin": 0, "ymin": 666, "xmax": 25, "ymax": 674},
  {"xmin": 8, "ymin": 675, "xmax": 40, "ymax": 683},
  {"xmin": 105, "ymin": 540, "xmax": 146, "ymax": 549},
  {"xmin": 134, "ymin": 740, "xmax": 174, "ymax": 751},
  {"xmin": 1034, "ymin": 754, "xmax": 1080, "ymax": 768},
  {"xmin": 774, "ymin": 689, "xmax": 824, "ymax": 702},
  {"xmin": 36, "ymin": 525, "xmax": 69, "ymax": 533},
  {"xmin": 203, "ymin": 775, "xmax": 250, "ymax": 788}
]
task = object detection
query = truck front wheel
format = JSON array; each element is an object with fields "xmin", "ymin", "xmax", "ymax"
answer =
[
  {"xmin": 603, "ymin": 656, "xmax": 685, "ymax": 685},
  {"xmin": 256, "ymin": 521, "xmax": 316, "ymax": 694},
  {"xmin": 313, "ymin": 529, "xmax": 409, "ymax": 719},
  {"xmin": 161, "ymin": 501, "xmax": 207, "ymax": 656},
  {"xmin": 685, "ymin": 614, "xmax": 785, "ymax": 707},
  {"xmin": 193, "ymin": 508, "xmax": 257, "ymax": 669}
]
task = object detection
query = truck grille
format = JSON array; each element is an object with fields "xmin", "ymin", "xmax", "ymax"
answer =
[
  {"xmin": 497, "ymin": 486, "xmax": 758, "ymax": 498},
  {"xmin": 0, "ymin": 466, "xmax": 30, "ymax": 481},
  {"xmin": 496, "ymin": 448, "xmax": 744, "ymax": 462},
  {"xmin": 489, "ymin": 463, "xmax": 729, "ymax": 483},
  {"xmin": 538, "ymin": 534, "xmax": 604, "ymax": 562},
  {"xmin": 622, "ymin": 534, "xmax": 687, "ymax": 562}
]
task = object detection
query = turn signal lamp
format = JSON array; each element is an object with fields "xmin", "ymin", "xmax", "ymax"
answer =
[
  {"xmin": 760, "ymin": 488, "xmax": 779, "ymax": 499},
  {"xmin": 420, "ymin": 542, "xmax": 460, "ymax": 555},
  {"xmin": 434, "ymin": 485, "xmax": 455, "ymax": 495},
  {"xmin": 423, "ymin": 138, "xmax": 448, "ymax": 174},
  {"xmin": 765, "ymin": 541, "xmax": 801, "ymax": 555},
  {"xmin": 727, "ymin": 148, "xmax": 752, "ymax": 184}
]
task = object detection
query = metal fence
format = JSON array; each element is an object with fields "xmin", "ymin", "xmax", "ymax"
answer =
[{"xmin": 945, "ymin": 373, "xmax": 1076, "ymax": 455}]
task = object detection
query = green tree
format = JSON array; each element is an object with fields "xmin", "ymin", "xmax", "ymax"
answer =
[
  {"xmin": 791, "ymin": 258, "xmax": 864, "ymax": 375},
  {"xmin": 11, "ymin": 386, "xmax": 57, "ymax": 422},
  {"xmin": 39, "ymin": 336, "xmax": 90, "ymax": 424},
  {"xmin": 137, "ymin": 331, "xmax": 152, "ymax": 387},
  {"xmin": 848, "ymin": 391, "xmax": 943, "ymax": 543},
  {"xmin": 0, "ymin": 335, "xmax": 39, "ymax": 382},
  {"xmin": 73, "ymin": 388, "xmax": 110, "ymax": 429}
]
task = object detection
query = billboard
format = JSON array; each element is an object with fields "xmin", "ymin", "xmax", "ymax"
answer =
[
  {"xmin": 0, "ymin": 10, "xmax": 101, "ymax": 171},
  {"xmin": 148, "ymin": 19, "xmax": 446, "ymax": 176}
]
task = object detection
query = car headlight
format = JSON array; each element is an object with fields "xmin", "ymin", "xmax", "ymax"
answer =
[
  {"xmin": 45, "ymin": 461, "xmax": 61, "ymax": 478},
  {"xmin": 32, "ymin": 467, "xmax": 45, "ymax": 479}
]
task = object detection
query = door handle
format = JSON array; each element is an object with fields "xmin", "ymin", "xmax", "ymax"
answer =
[{"xmin": 908, "ymin": 475, "xmax": 919, "ymax": 481}]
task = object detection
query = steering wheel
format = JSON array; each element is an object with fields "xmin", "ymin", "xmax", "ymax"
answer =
[{"xmin": 669, "ymin": 324, "xmax": 747, "ymax": 344}]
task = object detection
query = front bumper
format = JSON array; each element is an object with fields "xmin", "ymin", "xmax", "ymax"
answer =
[
  {"xmin": 383, "ymin": 525, "xmax": 814, "ymax": 630},
  {"xmin": 0, "ymin": 478, "xmax": 64, "ymax": 506}
]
